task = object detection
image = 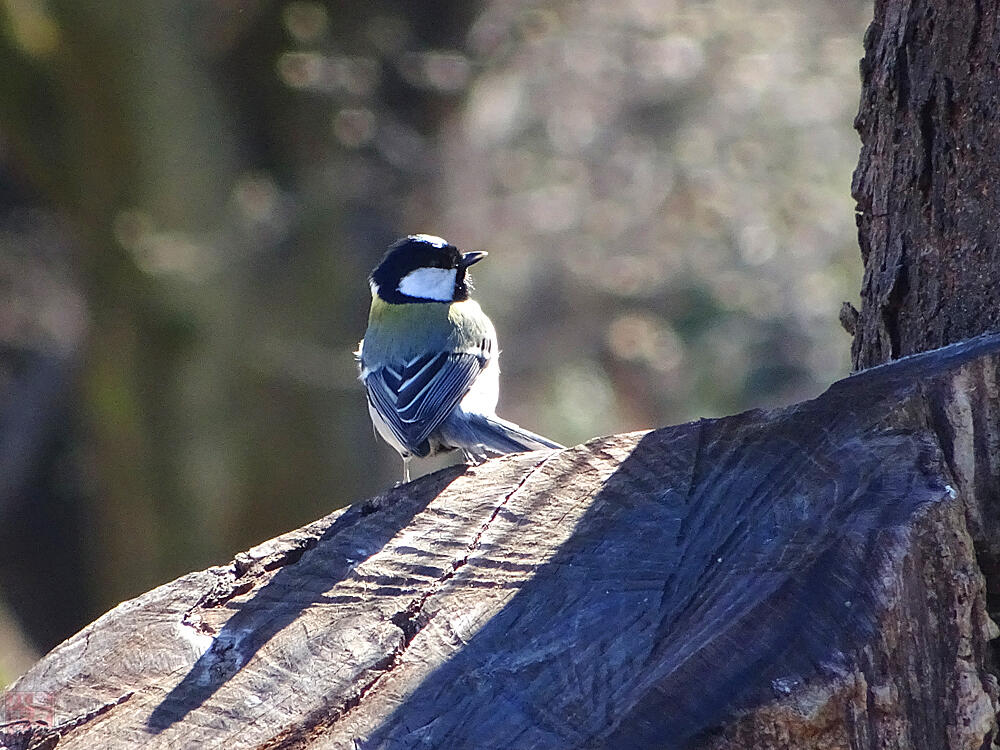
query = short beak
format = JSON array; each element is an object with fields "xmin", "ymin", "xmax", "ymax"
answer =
[{"xmin": 459, "ymin": 250, "xmax": 488, "ymax": 268}]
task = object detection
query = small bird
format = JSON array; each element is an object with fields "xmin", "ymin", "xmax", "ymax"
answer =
[{"xmin": 358, "ymin": 234, "xmax": 563, "ymax": 481}]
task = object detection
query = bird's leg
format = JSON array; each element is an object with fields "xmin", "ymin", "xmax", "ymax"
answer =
[{"xmin": 403, "ymin": 457, "xmax": 411, "ymax": 483}]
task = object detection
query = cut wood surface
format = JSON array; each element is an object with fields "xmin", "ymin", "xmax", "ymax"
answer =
[{"xmin": 2, "ymin": 333, "xmax": 999, "ymax": 749}]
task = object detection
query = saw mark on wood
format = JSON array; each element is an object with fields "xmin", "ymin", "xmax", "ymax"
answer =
[
  {"xmin": 51, "ymin": 691, "xmax": 135, "ymax": 734},
  {"xmin": 264, "ymin": 451, "xmax": 566, "ymax": 750},
  {"xmin": 342, "ymin": 452, "xmax": 560, "ymax": 718},
  {"xmin": 144, "ymin": 473, "xmax": 458, "ymax": 736},
  {"xmin": 4, "ymin": 691, "xmax": 137, "ymax": 750}
]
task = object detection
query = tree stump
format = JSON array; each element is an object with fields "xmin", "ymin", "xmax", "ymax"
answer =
[{"xmin": 3, "ymin": 333, "xmax": 999, "ymax": 750}]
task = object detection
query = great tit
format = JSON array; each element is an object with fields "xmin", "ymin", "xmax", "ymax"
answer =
[{"xmin": 358, "ymin": 234, "xmax": 563, "ymax": 481}]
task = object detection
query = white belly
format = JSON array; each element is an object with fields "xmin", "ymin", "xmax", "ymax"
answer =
[{"xmin": 457, "ymin": 356, "xmax": 500, "ymax": 417}]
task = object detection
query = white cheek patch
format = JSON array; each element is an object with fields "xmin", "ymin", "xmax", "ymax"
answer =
[{"xmin": 398, "ymin": 267, "xmax": 457, "ymax": 301}]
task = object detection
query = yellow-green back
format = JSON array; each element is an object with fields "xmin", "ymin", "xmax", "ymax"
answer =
[{"xmin": 361, "ymin": 297, "xmax": 495, "ymax": 365}]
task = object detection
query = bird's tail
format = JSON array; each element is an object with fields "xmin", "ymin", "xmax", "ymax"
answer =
[{"xmin": 439, "ymin": 412, "xmax": 563, "ymax": 459}]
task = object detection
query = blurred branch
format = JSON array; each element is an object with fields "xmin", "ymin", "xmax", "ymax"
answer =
[{"xmin": 0, "ymin": 344, "xmax": 75, "ymax": 519}]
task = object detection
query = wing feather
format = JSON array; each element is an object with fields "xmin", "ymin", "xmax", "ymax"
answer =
[
  {"xmin": 364, "ymin": 351, "xmax": 486, "ymax": 456},
  {"xmin": 396, "ymin": 352, "xmax": 449, "ymax": 416}
]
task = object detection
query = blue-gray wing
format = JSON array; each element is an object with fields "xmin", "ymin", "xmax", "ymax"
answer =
[{"xmin": 364, "ymin": 351, "xmax": 486, "ymax": 457}]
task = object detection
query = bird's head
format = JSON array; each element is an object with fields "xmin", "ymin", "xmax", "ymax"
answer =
[{"xmin": 370, "ymin": 234, "xmax": 487, "ymax": 304}]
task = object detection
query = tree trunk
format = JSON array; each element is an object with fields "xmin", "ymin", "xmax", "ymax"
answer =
[
  {"xmin": 851, "ymin": 0, "xmax": 1000, "ymax": 370},
  {"xmin": 851, "ymin": 0, "xmax": 1000, "ymax": 705}
]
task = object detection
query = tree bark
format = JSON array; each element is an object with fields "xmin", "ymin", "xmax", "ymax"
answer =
[
  {"xmin": 851, "ymin": 0, "xmax": 1000, "ymax": 370},
  {"xmin": 851, "ymin": 0, "xmax": 1000, "ymax": 713},
  {"xmin": 2, "ymin": 334, "xmax": 1000, "ymax": 749}
]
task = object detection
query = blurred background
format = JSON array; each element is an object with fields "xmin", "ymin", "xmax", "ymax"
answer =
[{"xmin": 0, "ymin": 0, "xmax": 870, "ymax": 682}]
